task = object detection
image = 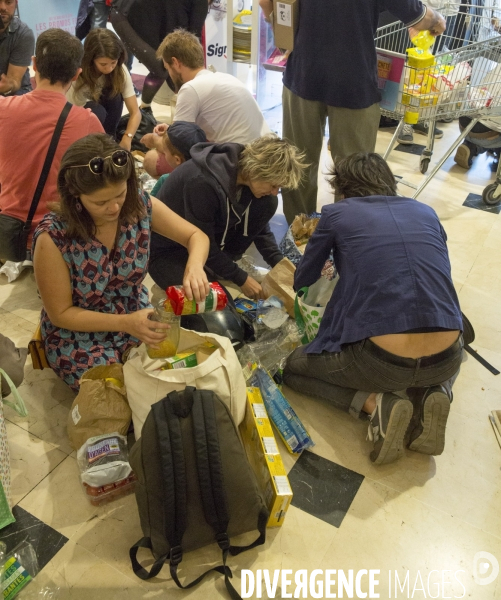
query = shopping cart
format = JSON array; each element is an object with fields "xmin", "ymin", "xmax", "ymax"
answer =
[{"xmin": 375, "ymin": 2, "xmax": 501, "ymax": 203}]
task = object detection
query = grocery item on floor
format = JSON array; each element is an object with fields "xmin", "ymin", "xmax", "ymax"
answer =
[
  {"xmin": 248, "ymin": 366, "xmax": 314, "ymax": 454},
  {"xmin": 146, "ymin": 300, "xmax": 181, "ymax": 359},
  {"xmin": 240, "ymin": 387, "xmax": 293, "ymax": 527},
  {"xmin": 295, "ymin": 276, "xmax": 339, "ymax": 344},
  {"xmin": 124, "ymin": 328, "xmax": 246, "ymax": 437},
  {"xmin": 129, "ymin": 387, "xmax": 268, "ymax": 597},
  {"xmin": 290, "ymin": 213, "xmax": 321, "ymax": 246},
  {"xmin": 238, "ymin": 320, "xmax": 302, "ymax": 379},
  {"xmin": 0, "ymin": 539, "xmax": 60, "ymax": 599},
  {"xmin": 164, "ymin": 282, "xmax": 228, "ymax": 315},
  {"xmin": 180, "ymin": 304, "xmax": 246, "ymax": 349},
  {"xmin": 0, "ymin": 368, "xmax": 28, "ymax": 528},
  {"xmin": 77, "ymin": 432, "xmax": 136, "ymax": 506},
  {"xmin": 261, "ymin": 258, "xmax": 296, "ymax": 317},
  {"xmin": 67, "ymin": 364, "xmax": 131, "ymax": 451},
  {"xmin": 235, "ymin": 254, "xmax": 270, "ymax": 283}
]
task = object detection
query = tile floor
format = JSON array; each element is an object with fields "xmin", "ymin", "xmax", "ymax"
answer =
[{"xmin": 1, "ymin": 98, "xmax": 501, "ymax": 599}]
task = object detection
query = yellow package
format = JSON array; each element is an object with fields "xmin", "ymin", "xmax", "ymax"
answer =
[{"xmin": 239, "ymin": 387, "xmax": 293, "ymax": 527}]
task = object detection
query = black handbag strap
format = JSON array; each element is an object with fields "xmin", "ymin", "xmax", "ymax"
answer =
[{"xmin": 24, "ymin": 102, "xmax": 72, "ymax": 231}]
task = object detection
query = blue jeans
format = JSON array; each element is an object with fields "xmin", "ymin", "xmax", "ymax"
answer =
[
  {"xmin": 91, "ymin": 1, "xmax": 110, "ymax": 29},
  {"xmin": 283, "ymin": 336, "xmax": 463, "ymax": 419}
]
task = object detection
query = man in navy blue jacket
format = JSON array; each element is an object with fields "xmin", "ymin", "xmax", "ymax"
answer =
[{"xmin": 284, "ymin": 153, "xmax": 463, "ymax": 466}]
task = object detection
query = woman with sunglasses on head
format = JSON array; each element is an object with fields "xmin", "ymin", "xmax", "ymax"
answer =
[
  {"xmin": 66, "ymin": 28, "xmax": 140, "ymax": 150},
  {"xmin": 32, "ymin": 133, "xmax": 210, "ymax": 390}
]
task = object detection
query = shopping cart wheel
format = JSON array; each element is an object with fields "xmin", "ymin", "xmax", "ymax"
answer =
[
  {"xmin": 419, "ymin": 156, "xmax": 430, "ymax": 174},
  {"xmin": 482, "ymin": 182, "xmax": 501, "ymax": 206}
]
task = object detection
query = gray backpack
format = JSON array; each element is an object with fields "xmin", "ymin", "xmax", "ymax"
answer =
[{"xmin": 129, "ymin": 387, "xmax": 269, "ymax": 599}]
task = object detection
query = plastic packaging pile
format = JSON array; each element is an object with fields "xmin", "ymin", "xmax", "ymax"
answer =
[
  {"xmin": 0, "ymin": 540, "xmax": 59, "ymax": 599},
  {"xmin": 77, "ymin": 433, "xmax": 136, "ymax": 506}
]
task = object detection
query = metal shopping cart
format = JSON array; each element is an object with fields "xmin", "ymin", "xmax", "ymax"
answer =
[{"xmin": 375, "ymin": 2, "xmax": 501, "ymax": 204}]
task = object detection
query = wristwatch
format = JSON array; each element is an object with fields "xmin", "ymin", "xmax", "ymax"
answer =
[{"xmin": 126, "ymin": 133, "xmax": 133, "ymax": 139}]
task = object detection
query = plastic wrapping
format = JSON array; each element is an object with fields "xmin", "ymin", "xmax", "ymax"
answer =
[
  {"xmin": 248, "ymin": 366, "xmax": 314, "ymax": 454},
  {"xmin": 77, "ymin": 433, "xmax": 131, "ymax": 487},
  {"xmin": 235, "ymin": 255, "xmax": 270, "ymax": 283},
  {"xmin": 0, "ymin": 260, "xmax": 31, "ymax": 283},
  {"xmin": 238, "ymin": 320, "xmax": 302, "ymax": 379},
  {"xmin": 1, "ymin": 540, "xmax": 60, "ymax": 599}
]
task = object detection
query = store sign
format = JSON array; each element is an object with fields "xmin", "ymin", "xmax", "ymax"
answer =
[{"xmin": 18, "ymin": 0, "xmax": 79, "ymax": 39}]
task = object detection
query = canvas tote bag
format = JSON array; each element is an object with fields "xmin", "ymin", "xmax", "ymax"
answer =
[{"xmin": 123, "ymin": 328, "xmax": 246, "ymax": 437}]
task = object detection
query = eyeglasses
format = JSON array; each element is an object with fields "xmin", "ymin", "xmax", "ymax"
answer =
[{"xmin": 67, "ymin": 150, "xmax": 129, "ymax": 174}]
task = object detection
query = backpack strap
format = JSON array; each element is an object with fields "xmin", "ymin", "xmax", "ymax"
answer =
[
  {"xmin": 130, "ymin": 389, "xmax": 189, "ymax": 580},
  {"xmin": 189, "ymin": 389, "xmax": 267, "ymax": 600}
]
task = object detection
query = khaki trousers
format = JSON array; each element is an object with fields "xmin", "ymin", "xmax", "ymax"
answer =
[{"xmin": 281, "ymin": 86, "xmax": 380, "ymax": 224}]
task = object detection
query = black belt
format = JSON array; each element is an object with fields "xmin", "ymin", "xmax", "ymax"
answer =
[{"xmin": 364, "ymin": 336, "xmax": 462, "ymax": 369}]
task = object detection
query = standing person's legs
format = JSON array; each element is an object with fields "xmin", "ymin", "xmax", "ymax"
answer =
[
  {"xmin": 281, "ymin": 86, "xmax": 327, "ymax": 224},
  {"xmin": 91, "ymin": 0, "xmax": 110, "ymax": 29},
  {"xmin": 326, "ymin": 102, "xmax": 380, "ymax": 162}
]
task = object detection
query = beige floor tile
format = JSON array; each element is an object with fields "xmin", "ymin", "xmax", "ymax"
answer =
[
  {"xmin": 7, "ymin": 421, "xmax": 68, "ymax": 505},
  {"xmin": 18, "ymin": 454, "xmax": 99, "ymax": 539},
  {"xmin": 4, "ymin": 363, "xmax": 75, "ymax": 454},
  {"xmin": 0, "ymin": 267, "xmax": 42, "ymax": 324},
  {"xmin": 321, "ymin": 478, "xmax": 501, "ymax": 600},
  {"xmin": 34, "ymin": 540, "xmax": 152, "ymax": 600}
]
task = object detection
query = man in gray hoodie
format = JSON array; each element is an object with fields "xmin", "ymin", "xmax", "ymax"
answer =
[{"xmin": 149, "ymin": 135, "xmax": 307, "ymax": 299}]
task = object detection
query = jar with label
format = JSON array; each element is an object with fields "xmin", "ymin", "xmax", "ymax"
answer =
[{"xmin": 146, "ymin": 300, "xmax": 181, "ymax": 359}]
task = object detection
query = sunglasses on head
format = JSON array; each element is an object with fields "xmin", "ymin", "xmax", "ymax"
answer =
[{"xmin": 67, "ymin": 150, "xmax": 129, "ymax": 174}]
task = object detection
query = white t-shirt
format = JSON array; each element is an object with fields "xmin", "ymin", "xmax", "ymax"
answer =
[
  {"xmin": 422, "ymin": 1, "xmax": 459, "ymax": 17},
  {"xmin": 174, "ymin": 70, "xmax": 270, "ymax": 143},
  {"xmin": 66, "ymin": 64, "xmax": 135, "ymax": 106}
]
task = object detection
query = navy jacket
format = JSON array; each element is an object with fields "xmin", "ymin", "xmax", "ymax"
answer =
[{"xmin": 296, "ymin": 196, "xmax": 462, "ymax": 354}]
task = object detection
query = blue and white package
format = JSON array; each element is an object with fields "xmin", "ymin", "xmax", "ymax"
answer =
[{"xmin": 248, "ymin": 366, "xmax": 314, "ymax": 454}]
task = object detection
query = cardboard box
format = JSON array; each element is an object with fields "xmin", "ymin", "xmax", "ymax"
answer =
[
  {"xmin": 240, "ymin": 387, "xmax": 293, "ymax": 527},
  {"xmin": 273, "ymin": 0, "xmax": 299, "ymax": 51}
]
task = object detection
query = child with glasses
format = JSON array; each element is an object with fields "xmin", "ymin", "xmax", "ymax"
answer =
[{"xmin": 32, "ymin": 133, "xmax": 210, "ymax": 390}]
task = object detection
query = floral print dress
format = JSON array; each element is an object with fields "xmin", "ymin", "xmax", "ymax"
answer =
[{"xmin": 33, "ymin": 192, "xmax": 152, "ymax": 390}]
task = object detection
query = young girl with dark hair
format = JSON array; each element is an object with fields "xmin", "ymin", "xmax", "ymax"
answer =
[
  {"xmin": 32, "ymin": 133, "xmax": 209, "ymax": 390},
  {"xmin": 67, "ymin": 28, "xmax": 141, "ymax": 149}
]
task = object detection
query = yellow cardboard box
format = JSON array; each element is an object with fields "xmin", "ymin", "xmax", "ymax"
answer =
[{"xmin": 240, "ymin": 387, "xmax": 293, "ymax": 527}]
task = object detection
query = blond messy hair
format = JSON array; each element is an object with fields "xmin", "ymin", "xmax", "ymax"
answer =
[
  {"xmin": 238, "ymin": 135, "xmax": 307, "ymax": 190},
  {"xmin": 156, "ymin": 29, "xmax": 204, "ymax": 69}
]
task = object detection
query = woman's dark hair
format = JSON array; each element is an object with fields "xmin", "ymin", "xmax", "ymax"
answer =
[
  {"xmin": 328, "ymin": 153, "xmax": 398, "ymax": 199},
  {"xmin": 76, "ymin": 28, "xmax": 126, "ymax": 99},
  {"xmin": 53, "ymin": 133, "xmax": 144, "ymax": 241}
]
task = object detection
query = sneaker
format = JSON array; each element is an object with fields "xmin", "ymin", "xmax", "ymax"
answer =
[
  {"xmin": 407, "ymin": 386, "xmax": 451, "ymax": 455},
  {"xmin": 413, "ymin": 122, "xmax": 444, "ymax": 139},
  {"xmin": 397, "ymin": 124, "xmax": 415, "ymax": 145},
  {"xmin": 367, "ymin": 393, "xmax": 413, "ymax": 465},
  {"xmin": 380, "ymin": 115, "xmax": 399, "ymax": 128},
  {"xmin": 454, "ymin": 140, "xmax": 477, "ymax": 169}
]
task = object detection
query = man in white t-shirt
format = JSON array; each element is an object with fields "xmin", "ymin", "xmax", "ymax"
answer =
[{"xmin": 141, "ymin": 28, "xmax": 270, "ymax": 177}]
